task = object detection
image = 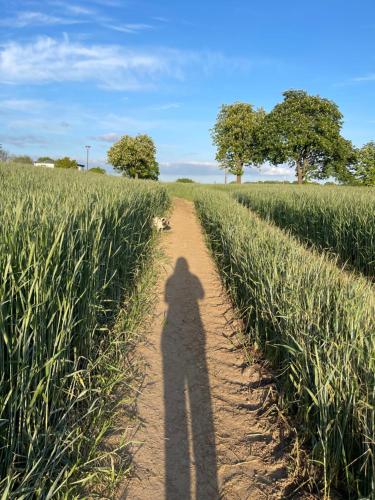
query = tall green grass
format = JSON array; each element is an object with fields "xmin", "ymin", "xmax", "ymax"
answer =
[
  {"xmin": 0, "ymin": 164, "xmax": 169, "ymax": 496},
  {"xmin": 163, "ymin": 182, "xmax": 204, "ymax": 201},
  {"xmin": 233, "ymin": 185, "xmax": 375, "ymax": 278},
  {"xmin": 195, "ymin": 190, "xmax": 375, "ymax": 498}
]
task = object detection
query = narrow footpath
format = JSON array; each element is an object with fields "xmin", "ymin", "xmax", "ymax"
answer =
[{"xmin": 119, "ymin": 198, "xmax": 297, "ymax": 499}]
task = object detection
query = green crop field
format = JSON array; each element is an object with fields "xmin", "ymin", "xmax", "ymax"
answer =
[
  {"xmin": 232, "ymin": 184, "xmax": 375, "ymax": 279},
  {"xmin": 0, "ymin": 163, "xmax": 169, "ymax": 496},
  {"xmin": 194, "ymin": 187, "xmax": 375, "ymax": 498},
  {"xmin": 1, "ymin": 167, "xmax": 374, "ymax": 498}
]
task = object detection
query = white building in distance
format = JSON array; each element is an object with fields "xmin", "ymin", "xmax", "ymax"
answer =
[{"xmin": 34, "ymin": 162, "xmax": 55, "ymax": 168}]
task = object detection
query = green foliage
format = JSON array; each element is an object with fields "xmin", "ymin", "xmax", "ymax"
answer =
[
  {"xmin": 11, "ymin": 155, "xmax": 33, "ymax": 164},
  {"xmin": 89, "ymin": 166, "xmax": 106, "ymax": 174},
  {"xmin": 0, "ymin": 164, "xmax": 169, "ymax": 496},
  {"xmin": 260, "ymin": 90, "xmax": 355, "ymax": 183},
  {"xmin": 211, "ymin": 102, "xmax": 265, "ymax": 182},
  {"xmin": 107, "ymin": 134, "xmax": 159, "ymax": 180},
  {"xmin": 176, "ymin": 177, "xmax": 195, "ymax": 183},
  {"xmin": 352, "ymin": 141, "xmax": 375, "ymax": 185},
  {"xmin": 234, "ymin": 184, "xmax": 375, "ymax": 278},
  {"xmin": 195, "ymin": 189, "xmax": 374, "ymax": 498},
  {"xmin": 54, "ymin": 156, "xmax": 78, "ymax": 169},
  {"xmin": 37, "ymin": 156, "xmax": 55, "ymax": 163}
]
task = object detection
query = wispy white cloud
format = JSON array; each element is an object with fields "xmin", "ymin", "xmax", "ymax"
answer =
[
  {"xmin": 61, "ymin": 4, "xmax": 95, "ymax": 15},
  {"xmin": 0, "ymin": 11, "xmax": 82, "ymax": 28},
  {"xmin": 106, "ymin": 23, "xmax": 153, "ymax": 34},
  {"xmin": 0, "ymin": 36, "xmax": 250, "ymax": 91}
]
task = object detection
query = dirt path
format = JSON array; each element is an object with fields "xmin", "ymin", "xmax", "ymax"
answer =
[{"xmin": 119, "ymin": 198, "xmax": 296, "ymax": 499}]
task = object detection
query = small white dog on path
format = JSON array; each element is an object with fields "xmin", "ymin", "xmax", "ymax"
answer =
[{"xmin": 153, "ymin": 216, "xmax": 171, "ymax": 232}]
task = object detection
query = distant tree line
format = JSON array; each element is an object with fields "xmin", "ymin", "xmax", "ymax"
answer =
[
  {"xmin": 212, "ymin": 89, "xmax": 375, "ymax": 185},
  {"xmin": 0, "ymin": 150, "xmax": 106, "ymax": 174}
]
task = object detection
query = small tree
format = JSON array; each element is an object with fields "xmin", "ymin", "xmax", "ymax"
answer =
[
  {"xmin": 176, "ymin": 178, "xmax": 195, "ymax": 183},
  {"xmin": 261, "ymin": 90, "xmax": 353, "ymax": 184},
  {"xmin": 211, "ymin": 103, "xmax": 265, "ymax": 184},
  {"xmin": 107, "ymin": 134, "xmax": 159, "ymax": 180},
  {"xmin": 89, "ymin": 167, "xmax": 106, "ymax": 174},
  {"xmin": 37, "ymin": 156, "xmax": 55, "ymax": 163},
  {"xmin": 12, "ymin": 155, "xmax": 33, "ymax": 164},
  {"xmin": 55, "ymin": 157, "xmax": 78, "ymax": 169},
  {"xmin": 352, "ymin": 142, "xmax": 375, "ymax": 186}
]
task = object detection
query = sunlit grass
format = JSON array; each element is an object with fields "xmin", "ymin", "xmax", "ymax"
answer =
[
  {"xmin": 0, "ymin": 163, "xmax": 169, "ymax": 496},
  {"xmin": 195, "ymin": 189, "xmax": 375, "ymax": 498},
  {"xmin": 232, "ymin": 184, "xmax": 375, "ymax": 278}
]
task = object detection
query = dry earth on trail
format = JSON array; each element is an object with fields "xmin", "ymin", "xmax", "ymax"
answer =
[{"xmin": 118, "ymin": 198, "xmax": 307, "ymax": 500}]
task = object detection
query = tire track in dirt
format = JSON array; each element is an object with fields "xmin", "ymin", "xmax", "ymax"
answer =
[{"xmin": 118, "ymin": 198, "xmax": 301, "ymax": 499}]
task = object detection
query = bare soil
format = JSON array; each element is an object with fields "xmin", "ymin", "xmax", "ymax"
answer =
[{"xmin": 118, "ymin": 198, "xmax": 304, "ymax": 500}]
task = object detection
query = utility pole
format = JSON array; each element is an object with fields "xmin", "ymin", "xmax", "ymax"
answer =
[
  {"xmin": 85, "ymin": 145, "xmax": 91, "ymax": 171},
  {"xmin": 224, "ymin": 165, "xmax": 227, "ymax": 185}
]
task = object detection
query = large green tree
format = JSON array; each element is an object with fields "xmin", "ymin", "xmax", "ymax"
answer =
[
  {"xmin": 352, "ymin": 142, "xmax": 375, "ymax": 186},
  {"xmin": 211, "ymin": 102, "xmax": 265, "ymax": 184},
  {"xmin": 260, "ymin": 90, "xmax": 354, "ymax": 184},
  {"xmin": 54, "ymin": 157, "xmax": 78, "ymax": 169},
  {"xmin": 107, "ymin": 134, "xmax": 159, "ymax": 180}
]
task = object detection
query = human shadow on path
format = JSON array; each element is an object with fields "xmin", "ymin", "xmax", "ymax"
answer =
[{"xmin": 162, "ymin": 257, "xmax": 219, "ymax": 500}]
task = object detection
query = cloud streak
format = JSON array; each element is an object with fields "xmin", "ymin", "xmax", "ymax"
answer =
[
  {"xmin": 0, "ymin": 36, "xmax": 250, "ymax": 91},
  {"xmin": 0, "ymin": 11, "xmax": 82, "ymax": 28},
  {"xmin": 105, "ymin": 23, "xmax": 154, "ymax": 34}
]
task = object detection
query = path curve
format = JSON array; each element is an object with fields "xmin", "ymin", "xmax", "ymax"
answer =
[{"xmin": 119, "ymin": 198, "xmax": 295, "ymax": 499}]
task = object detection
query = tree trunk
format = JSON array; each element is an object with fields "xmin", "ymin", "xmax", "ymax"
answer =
[
  {"xmin": 235, "ymin": 159, "xmax": 243, "ymax": 184},
  {"xmin": 296, "ymin": 160, "xmax": 303, "ymax": 184}
]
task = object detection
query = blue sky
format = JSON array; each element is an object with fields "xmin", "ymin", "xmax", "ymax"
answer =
[{"xmin": 0, "ymin": 0, "xmax": 374, "ymax": 182}]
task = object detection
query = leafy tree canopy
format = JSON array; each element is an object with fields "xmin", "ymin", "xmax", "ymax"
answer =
[
  {"xmin": 352, "ymin": 141, "xmax": 375, "ymax": 186},
  {"xmin": 12, "ymin": 155, "xmax": 33, "ymax": 164},
  {"xmin": 107, "ymin": 134, "xmax": 159, "ymax": 180},
  {"xmin": 88, "ymin": 167, "xmax": 106, "ymax": 174},
  {"xmin": 37, "ymin": 156, "xmax": 54, "ymax": 163},
  {"xmin": 176, "ymin": 178, "xmax": 195, "ymax": 183},
  {"xmin": 54, "ymin": 157, "xmax": 78, "ymax": 169},
  {"xmin": 211, "ymin": 102, "xmax": 265, "ymax": 183},
  {"xmin": 260, "ymin": 90, "xmax": 354, "ymax": 184}
]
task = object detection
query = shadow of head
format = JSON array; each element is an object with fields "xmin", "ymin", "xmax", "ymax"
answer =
[
  {"xmin": 165, "ymin": 257, "xmax": 205, "ymax": 305},
  {"xmin": 175, "ymin": 256, "xmax": 188, "ymax": 272}
]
